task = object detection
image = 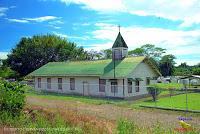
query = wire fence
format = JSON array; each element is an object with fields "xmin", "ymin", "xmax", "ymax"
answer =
[
  {"xmin": 142, "ymin": 86, "xmax": 200, "ymax": 112},
  {"xmin": 26, "ymin": 81, "xmax": 152, "ymax": 98},
  {"xmin": 24, "ymin": 80, "xmax": 200, "ymax": 112}
]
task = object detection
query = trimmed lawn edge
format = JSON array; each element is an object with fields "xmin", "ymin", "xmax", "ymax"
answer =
[{"xmin": 139, "ymin": 105, "xmax": 200, "ymax": 113}]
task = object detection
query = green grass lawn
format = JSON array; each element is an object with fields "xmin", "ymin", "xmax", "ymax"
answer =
[
  {"xmin": 138, "ymin": 93, "xmax": 200, "ymax": 111},
  {"xmin": 25, "ymin": 85, "xmax": 200, "ymax": 111},
  {"xmin": 26, "ymin": 89, "xmax": 128, "ymax": 106}
]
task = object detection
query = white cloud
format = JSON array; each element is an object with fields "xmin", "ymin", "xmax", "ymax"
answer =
[
  {"xmin": 0, "ymin": 52, "xmax": 8, "ymax": 59},
  {"xmin": 48, "ymin": 20, "xmax": 64, "ymax": 25},
  {"xmin": 7, "ymin": 18, "xmax": 29, "ymax": 23},
  {"xmin": 60, "ymin": 0, "xmax": 125, "ymax": 12},
  {"xmin": 48, "ymin": 25, "xmax": 61, "ymax": 29},
  {"xmin": 53, "ymin": 32, "xmax": 89, "ymax": 40},
  {"xmin": 53, "ymin": 32, "xmax": 67, "ymax": 38},
  {"xmin": 25, "ymin": 16, "xmax": 58, "ymax": 22},
  {"xmin": 73, "ymin": 22, "xmax": 91, "ymax": 26},
  {"xmin": 84, "ymin": 42, "xmax": 112, "ymax": 51},
  {"xmin": 7, "ymin": 16, "xmax": 60, "ymax": 23},
  {"xmin": 88, "ymin": 23, "xmax": 200, "ymax": 65},
  {"xmin": 57, "ymin": 0, "xmax": 200, "ymax": 27},
  {"xmin": 0, "ymin": 7, "xmax": 9, "ymax": 17}
]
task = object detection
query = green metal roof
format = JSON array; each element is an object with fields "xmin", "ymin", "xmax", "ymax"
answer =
[
  {"xmin": 112, "ymin": 32, "xmax": 128, "ymax": 48},
  {"xmin": 29, "ymin": 56, "xmax": 147, "ymax": 78}
]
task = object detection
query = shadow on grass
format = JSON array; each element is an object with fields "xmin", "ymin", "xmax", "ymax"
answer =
[{"xmin": 143, "ymin": 99, "xmax": 155, "ymax": 102}]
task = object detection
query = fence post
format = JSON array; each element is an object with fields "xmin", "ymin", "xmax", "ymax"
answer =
[{"xmin": 182, "ymin": 79, "xmax": 188, "ymax": 113}]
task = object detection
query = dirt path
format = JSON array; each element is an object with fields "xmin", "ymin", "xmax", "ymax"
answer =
[{"xmin": 26, "ymin": 96, "xmax": 200, "ymax": 129}]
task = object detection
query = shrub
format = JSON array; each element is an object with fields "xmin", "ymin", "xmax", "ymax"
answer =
[
  {"xmin": 0, "ymin": 80, "xmax": 25, "ymax": 116},
  {"xmin": 150, "ymin": 83, "xmax": 183, "ymax": 90},
  {"xmin": 117, "ymin": 119, "xmax": 136, "ymax": 134},
  {"xmin": 147, "ymin": 86, "xmax": 161, "ymax": 102}
]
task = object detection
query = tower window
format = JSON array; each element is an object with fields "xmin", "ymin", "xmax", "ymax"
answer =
[{"xmin": 113, "ymin": 49, "xmax": 122, "ymax": 60}]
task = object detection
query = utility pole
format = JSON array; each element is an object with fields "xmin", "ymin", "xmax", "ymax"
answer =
[{"xmin": 114, "ymin": 50, "xmax": 116, "ymax": 79}]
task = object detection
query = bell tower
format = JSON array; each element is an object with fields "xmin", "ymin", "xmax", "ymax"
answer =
[{"xmin": 112, "ymin": 25, "xmax": 128, "ymax": 60}]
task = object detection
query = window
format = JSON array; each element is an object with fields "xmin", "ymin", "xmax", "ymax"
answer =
[
  {"xmin": 38, "ymin": 78, "xmax": 41, "ymax": 88},
  {"xmin": 58, "ymin": 78, "xmax": 62, "ymax": 90},
  {"xmin": 47, "ymin": 78, "xmax": 51, "ymax": 89},
  {"xmin": 70, "ymin": 78, "xmax": 75, "ymax": 90},
  {"xmin": 113, "ymin": 49, "xmax": 122, "ymax": 60},
  {"xmin": 146, "ymin": 78, "xmax": 150, "ymax": 85},
  {"xmin": 135, "ymin": 80, "xmax": 140, "ymax": 92},
  {"xmin": 99, "ymin": 79, "xmax": 106, "ymax": 92},
  {"xmin": 111, "ymin": 81, "xmax": 118, "ymax": 93},
  {"xmin": 128, "ymin": 81, "xmax": 132, "ymax": 93}
]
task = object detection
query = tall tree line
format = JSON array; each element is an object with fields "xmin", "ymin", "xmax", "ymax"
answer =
[
  {"xmin": 4, "ymin": 34, "xmax": 88, "ymax": 77},
  {"xmin": 2, "ymin": 34, "xmax": 199, "ymax": 78},
  {"xmin": 128, "ymin": 44, "xmax": 176, "ymax": 77}
]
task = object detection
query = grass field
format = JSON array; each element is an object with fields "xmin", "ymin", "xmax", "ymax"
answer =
[
  {"xmin": 138, "ymin": 93, "xmax": 200, "ymax": 110},
  {"xmin": 22, "ymin": 87, "xmax": 200, "ymax": 133},
  {"xmin": 26, "ymin": 90, "xmax": 128, "ymax": 106},
  {"xmin": 26, "ymin": 86, "xmax": 200, "ymax": 111}
]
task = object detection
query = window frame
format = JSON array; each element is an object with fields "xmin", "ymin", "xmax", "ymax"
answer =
[
  {"xmin": 99, "ymin": 79, "xmax": 106, "ymax": 92},
  {"xmin": 70, "ymin": 78, "xmax": 75, "ymax": 90},
  {"xmin": 111, "ymin": 81, "xmax": 118, "ymax": 93},
  {"xmin": 47, "ymin": 78, "xmax": 51, "ymax": 89},
  {"xmin": 113, "ymin": 49, "xmax": 122, "ymax": 60},
  {"xmin": 135, "ymin": 80, "xmax": 140, "ymax": 92},
  {"xmin": 38, "ymin": 78, "xmax": 41, "ymax": 88},
  {"xmin": 58, "ymin": 78, "xmax": 62, "ymax": 90},
  {"xmin": 128, "ymin": 81, "xmax": 132, "ymax": 93},
  {"xmin": 146, "ymin": 78, "xmax": 150, "ymax": 85}
]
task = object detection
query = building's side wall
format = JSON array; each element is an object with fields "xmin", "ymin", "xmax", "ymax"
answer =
[
  {"xmin": 34, "ymin": 76, "xmax": 125, "ymax": 98},
  {"xmin": 125, "ymin": 61, "xmax": 159, "ymax": 97},
  {"xmin": 35, "ymin": 76, "xmax": 99, "ymax": 95},
  {"xmin": 34, "ymin": 61, "xmax": 159, "ymax": 99},
  {"xmin": 105, "ymin": 79, "xmax": 125, "ymax": 98}
]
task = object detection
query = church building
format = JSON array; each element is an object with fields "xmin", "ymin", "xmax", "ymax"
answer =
[{"xmin": 29, "ymin": 30, "xmax": 161, "ymax": 99}]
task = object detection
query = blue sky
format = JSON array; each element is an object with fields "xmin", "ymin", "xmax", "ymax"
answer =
[{"xmin": 0, "ymin": 0, "xmax": 200, "ymax": 65}]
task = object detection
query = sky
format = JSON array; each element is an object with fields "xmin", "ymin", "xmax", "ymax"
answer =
[{"xmin": 0, "ymin": 0, "xmax": 200, "ymax": 65}]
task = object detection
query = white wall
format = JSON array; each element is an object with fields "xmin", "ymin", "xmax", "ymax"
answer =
[
  {"xmin": 105, "ymin": 79, "xmax": 125, "ymax": 98},
  {"xmin": 35, "ymin": 76, "xmax": 98, "ymax": 95},
  {"xmin": 34, "ymin": 76, "xmax": 125, "ymax": 98},
  {"xmin": 126, "ymin": 61, "xmax": 159, "ymax": 97},
  {"xmin": 34, "ymin": 61, "xmax": 159, "ymax": 99}
]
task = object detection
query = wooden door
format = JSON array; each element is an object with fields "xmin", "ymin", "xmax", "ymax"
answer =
[{"xmin": 83, "ymin": 82, "xmax": 89, "ymax": 96}]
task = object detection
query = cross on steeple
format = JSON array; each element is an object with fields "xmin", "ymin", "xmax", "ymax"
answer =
[{"xmin": 118, "ymin": 25, "xmax": 120, "ymax": 32}]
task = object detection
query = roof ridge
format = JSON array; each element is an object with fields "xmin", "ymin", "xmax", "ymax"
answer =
[{"xmin": 28, "ymin": 56, "xmax": 148, "ymax": 78}]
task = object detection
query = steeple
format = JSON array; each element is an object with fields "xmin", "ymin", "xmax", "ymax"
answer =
[
  {"xmin": 112, "ymin": 32, "xmax": 128, "ymax": 48},
  {"xmin": 112, "ymin": 25, "xmax": 128, "ymax": 60}
]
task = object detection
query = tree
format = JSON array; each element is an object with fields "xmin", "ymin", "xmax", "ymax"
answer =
[
  {"xmin": 0, "ymin": 80, "xmax": 25, "ymax": 116},
  {"xmin": 173, "ymin": 62, "xmax": 192, "ymax": 76},
  {"xmin": 159, "ymin": 54, "xmax": 176, "ymax": 76},
  {"xmin": 128, "ymin": 44, "xmax": 166, "ymax": 61},
  {"xmin": 173, "ymin": 67, "xmax": 192, "ymax": 76},
  {"xmin": 6, "ymin": 34, "xmax": 87, "ymax": 77},
  {"xmin": 85, "ymin": 49, "xmax": 104, "ymax": 60},
  {"xmin": 179, "ymin": 62, "xmax": 189, "ymax": 68},
  {"xmin": 0, "ymin": 66, "xmax": 18, "ymax": 79},
  {"xmin": 147, "ymin": 86, "xmax": 161, "ymax": 101},
  {"xmin": 102, "ymin": 49, "xmax": 112, "ymax": 59},
  {"xmin": 128, "ymin": 48, "xmax": 144, "ymax": 56},
  {"xmin": 192, "ymin": 68, "xmax": 200, "ymax": 75}
]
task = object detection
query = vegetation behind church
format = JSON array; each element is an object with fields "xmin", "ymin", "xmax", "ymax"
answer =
[{"xmin": 1, "ymin": 34, "xmax": 200, "ymax": 78}]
